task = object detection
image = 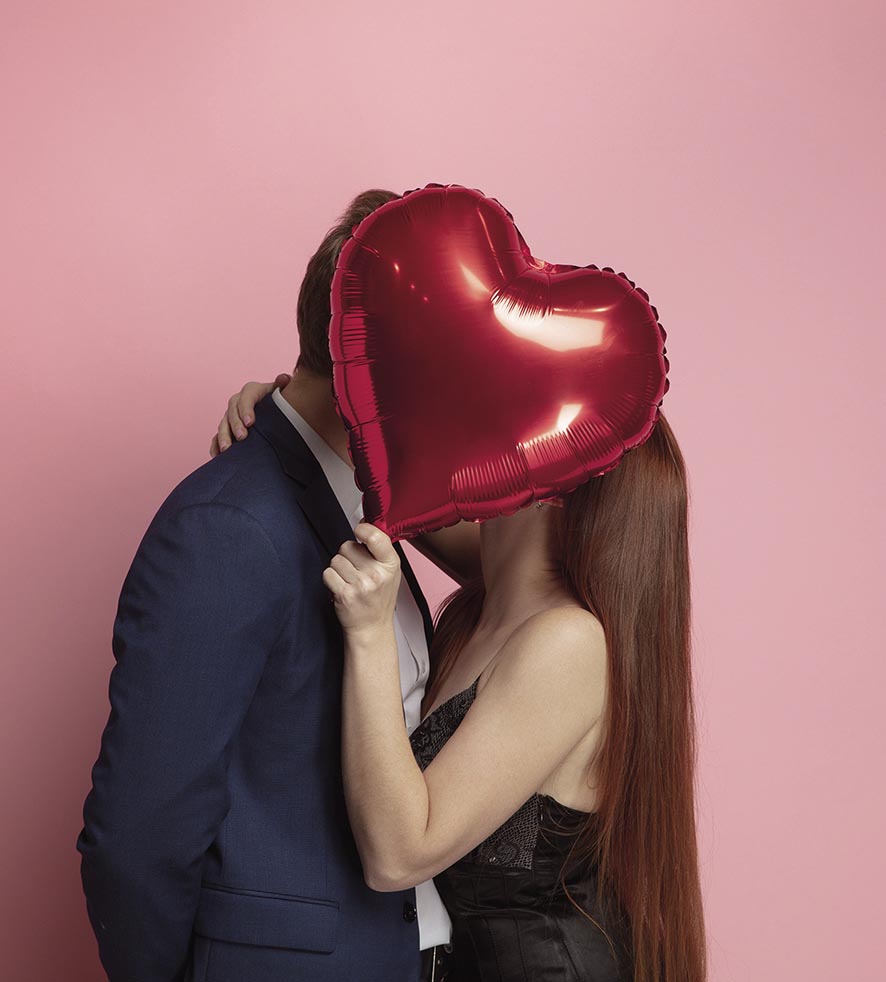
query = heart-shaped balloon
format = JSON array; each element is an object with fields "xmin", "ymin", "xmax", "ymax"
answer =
[{"xmin": 330, "ymin": 183, "xmax": 669, "ymax": 540}]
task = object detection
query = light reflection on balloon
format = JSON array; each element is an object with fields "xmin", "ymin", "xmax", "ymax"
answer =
[{"xmin": 491, "ymin": 298, "xmax": 606, "ymax": 351}]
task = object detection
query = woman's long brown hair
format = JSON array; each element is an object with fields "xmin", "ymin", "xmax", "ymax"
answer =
[{"xmin": 423, "ymin": 412, "xmax": 706, "ymax": 982}]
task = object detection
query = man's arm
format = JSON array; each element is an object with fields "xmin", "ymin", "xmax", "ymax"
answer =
[{"xmin": 76, "ymin": 501, "xmax": 293, "ymax": 982}]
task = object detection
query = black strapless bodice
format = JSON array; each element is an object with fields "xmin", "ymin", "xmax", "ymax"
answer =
[{"xmin": 410, "ymin": 681, "xmax": 633, "ymax": 982}]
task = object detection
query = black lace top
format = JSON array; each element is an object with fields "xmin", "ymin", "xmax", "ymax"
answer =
[
  {"xmin": 410, "ymin": 679, "xmax": 571, "ymax": 869},
  {"xmin": 408, "ymin": 676, "xmax": 634, "ymax": 981}
]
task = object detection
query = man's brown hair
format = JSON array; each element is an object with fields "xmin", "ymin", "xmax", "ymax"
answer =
[{"xmin": 295, "ymin": 188, "xmax": 401, "ymax": 376}]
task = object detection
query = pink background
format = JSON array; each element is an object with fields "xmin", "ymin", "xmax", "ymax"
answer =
[{"xmin": 1, "ymin": 2, "xmax": 883, "ymax": 979}]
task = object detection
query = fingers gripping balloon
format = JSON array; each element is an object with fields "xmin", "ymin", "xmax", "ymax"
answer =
[{"xmin": 329, "ymin": 183, "xmax": 669, "ymax": 541}]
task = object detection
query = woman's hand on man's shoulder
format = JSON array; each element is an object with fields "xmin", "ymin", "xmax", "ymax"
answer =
[{"xmin": 210, "ymin": 373, "xmax": 292, "ymax": 457}]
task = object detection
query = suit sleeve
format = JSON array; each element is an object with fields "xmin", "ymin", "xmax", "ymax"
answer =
[{"xmin": 76, "ymin": 501, "xmax": 294, "ymax": 982}]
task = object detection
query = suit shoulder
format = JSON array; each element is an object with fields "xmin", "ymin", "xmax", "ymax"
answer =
[{"xmin": 149, "ymin": 435, "xmax": 308, "ymax": 549}]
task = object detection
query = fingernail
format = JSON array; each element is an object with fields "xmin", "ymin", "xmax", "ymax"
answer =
[
  {"xmin": 235, "ymin": 429, "xmax": 246, "ymax": 440},
  {"xmin": 243, "ymin": 415, "xmax": 252, "ymax": 425}
]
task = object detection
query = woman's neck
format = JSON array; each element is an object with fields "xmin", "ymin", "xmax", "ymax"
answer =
[{"xmin": 475, "ymin": 507, "xmax": 570, "ymax": 635}]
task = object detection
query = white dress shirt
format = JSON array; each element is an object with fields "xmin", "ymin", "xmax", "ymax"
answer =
[{"xmin": 272, "ymin": 388, "xmax": 452, "ymax": 949}]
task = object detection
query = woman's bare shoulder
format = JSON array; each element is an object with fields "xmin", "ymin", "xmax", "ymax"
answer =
[
  {"xmin": 513, "ymin": 604, "xmax": 605, "ymax": 647},
  {"xmin": 483, "ymin": 605, "xmax": 607, "ymax": 696}
]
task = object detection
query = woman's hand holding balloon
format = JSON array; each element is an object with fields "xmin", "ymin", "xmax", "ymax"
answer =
[{"xmin": 322, "ymin": 524, "xmax": 402, "ymax": 643}]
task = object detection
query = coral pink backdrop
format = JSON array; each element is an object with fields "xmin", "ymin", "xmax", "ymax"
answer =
[{"xmin": 1, "ymin": 3, "xmax": 883, "ymax": 979}]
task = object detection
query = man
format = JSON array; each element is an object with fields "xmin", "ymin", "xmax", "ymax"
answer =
[{"xmin": 76, "ymin": 189, "xmax": 480, "ymax": 982}]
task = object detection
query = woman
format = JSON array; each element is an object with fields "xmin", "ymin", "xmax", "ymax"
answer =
[{"xmin": 213, "ymin": 380, "xmax": 706, "ymax": 982}]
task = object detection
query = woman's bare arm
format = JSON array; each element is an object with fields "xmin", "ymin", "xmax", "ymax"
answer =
[{"xmin": 326, "ymin": 524, "xmax": 606, "ymax": 891}]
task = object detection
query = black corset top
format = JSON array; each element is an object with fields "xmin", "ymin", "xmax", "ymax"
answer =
[{"xmin": 409, "ymin": 677, "xmax": 595, "ymax": 871}]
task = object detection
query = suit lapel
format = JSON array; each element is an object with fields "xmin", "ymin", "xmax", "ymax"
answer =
[
  {"xmin": 296, "ymin": 474, "xmax": 356, "ymax": 558},
  {"xmin": 254, "ymin": 392, "xmax": 434, "ymax": 647},
  {"xmin": 393, "ymin": 542, "xmax": 435, "ymax": 651},
  {"xmin": 252, "ymin": 394, "xmax": 354, "ymax": 557}
]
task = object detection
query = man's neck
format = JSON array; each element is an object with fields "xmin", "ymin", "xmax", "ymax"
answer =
[{"xmin": 279, "ymin": 369, "xmax": 353, "ymax": 467}]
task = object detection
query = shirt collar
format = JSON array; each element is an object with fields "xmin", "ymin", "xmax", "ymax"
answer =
[{"xmin": 272, "ymin": 388, "xmax": 363, "ymax": 528}]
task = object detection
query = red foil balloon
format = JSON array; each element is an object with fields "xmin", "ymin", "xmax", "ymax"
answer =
[{"xmin": 330, "ymin": 184, "xmax": 669, "ymax": 541}]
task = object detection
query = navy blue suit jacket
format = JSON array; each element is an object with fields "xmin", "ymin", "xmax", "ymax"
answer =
[{"xmin": 77, "ymin": 394, "xmax": 432, "ymax": 982}]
